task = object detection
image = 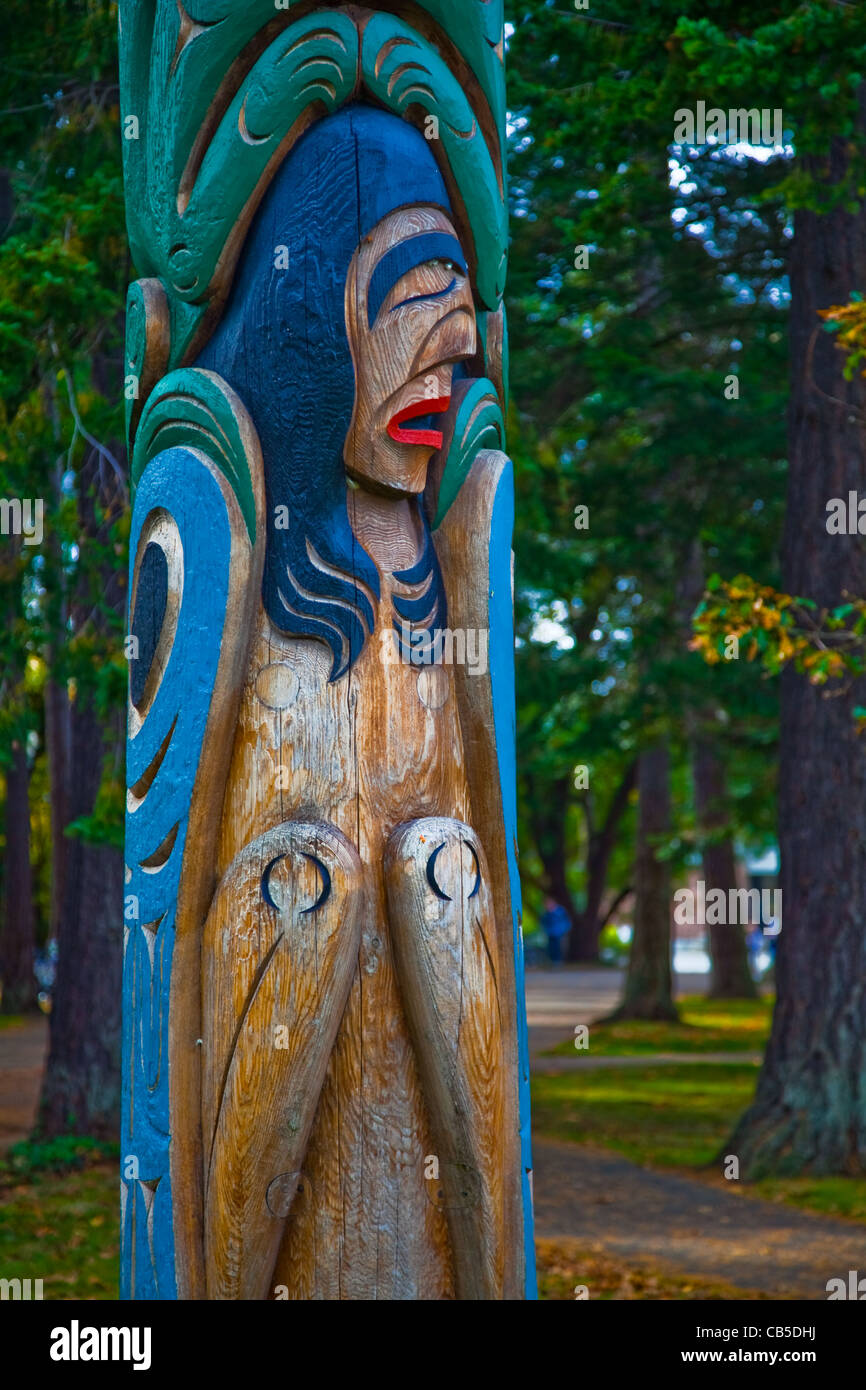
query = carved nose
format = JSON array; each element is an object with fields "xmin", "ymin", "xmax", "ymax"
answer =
[{"xmin": 411, "ymin": 308, "xmax": 477, "ymax": 378}]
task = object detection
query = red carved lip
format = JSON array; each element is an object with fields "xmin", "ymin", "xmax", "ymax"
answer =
[{"xmin": 386, "ymin": 395, "xmax": 451, "ymax": 449}]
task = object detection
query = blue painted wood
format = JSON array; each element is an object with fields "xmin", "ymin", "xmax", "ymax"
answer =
[
  {"xmin": 194, "ymin": 104, "xmax": 455, "ymax": 681},
  {"xmin": 488, "ymin": 459, "xmax": 538, "ymax": 1299},
  {"xmin": 130, "ymin": 542, "xmax": 168, "ymax": 709},
  {"xmin": 121, "ymin": 447, "xmax": 234, "ymax": 1301}
]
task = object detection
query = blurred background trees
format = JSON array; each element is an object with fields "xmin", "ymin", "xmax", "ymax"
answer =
[
  {"xmin": 0, "ymin": 0, "xmax": 125, "ymax": 1137},
  {"xmin": 507, "ymin": 0, "xmax": 788, "ymax": 996},
  {"xmin": 507, "ymin": 0, "xmax": 866, "ymax": 1173}
]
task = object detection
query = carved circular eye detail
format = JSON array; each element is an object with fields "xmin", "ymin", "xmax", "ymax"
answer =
[
  {"xmin": 129, "ymin": 508, "xmax": 183, "ymax": 726},
  {"xmin": 130, "ymin": 542, "xmax": 168, "ymax": 711}
]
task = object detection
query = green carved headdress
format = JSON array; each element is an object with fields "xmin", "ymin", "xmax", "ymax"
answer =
[{"xmin": 120, "ymin": 0, "xmax": 507, "ymax": 403}]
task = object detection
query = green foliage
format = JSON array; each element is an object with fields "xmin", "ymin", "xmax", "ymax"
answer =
[
  {"xmin": 673, "ymin": 4, "xmax": 866, "ymax": 209},
  {"xmin": 66, "ymin": 768, "xmax": 125, "ymax": 849},
  {"xmin": 820, "ymin": 296, "xmax": 866, "ymax": 380},
  {"xmin": 0, "ymin": 0, "xmax": 129, "ymax": 876},
  {"xmin": 1, "ymin": 1133, "xmax": 118, "ymax": 1179},
  {"xmin": 505, "ymin": 1, "xmax": 794, "ymax": 927},
  {"xmin": 693, "ymin": 574, "xmax": 866, "ymax": 695}
]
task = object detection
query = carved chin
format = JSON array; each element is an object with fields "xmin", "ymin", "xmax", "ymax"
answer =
[{"xmin": 347, "ymin": 444, "xmax": 434, "ymax": 498}]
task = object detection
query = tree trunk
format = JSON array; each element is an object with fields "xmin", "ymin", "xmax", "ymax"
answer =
[
  {"xmin": 692, "ymin": 737, "xmax": 757, "ymax": 1000},
  {"xmin": 528, "ymin": 773, "xmax": 582, "ymax": 943},
  {"xmin": 609, "ymin": 744, "xmax": 677, "ymax": 1021},
  {"xmin": 41, "ymin": 374, "xmax": 72, "ymax": 942},
  {"xmin": 37, "ymin": 414, "xmax": 126, "ymax": 1140},
  {"xmin": 566, "ymin": 759, "xmax": 637, "ymax": 963},
  {"xmin": 44, "ymin": 677, "xmax": 71, "ymax": 941},
  {"xmin": 37, "ymin": 697, "xmax": 123, "ymax": 1138},
  {"xmin": 730, "ymin": 112, "xmax": 866, "ymax": 1176},
  {"xmin": 528, "ymin": 763, "xmax": 636, "ymax": 964},
  {"xmin": 0, "ymin": 740, "xmax": 36, "ymax": 1013}
]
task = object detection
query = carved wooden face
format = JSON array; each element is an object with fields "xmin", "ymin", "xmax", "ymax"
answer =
[{"xmin": 344, "ymin": 207, "xmax": 477, "ymax": 495}]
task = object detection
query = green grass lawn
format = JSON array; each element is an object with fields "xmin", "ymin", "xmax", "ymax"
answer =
[
  {"xmin": 532, "ymin": 1060, "xmax": 866, "ymax": 1222},
  {"xmin": 533, "ymin": 1061, "xmax": 758, "ymax": 1167},
  {"xmin": 0, "ymin": 1162, "xmax": 119, "ymax": 1299},
  {"xmin": 549, "ymin": 995, "xmax": 774, "ymax": 1057}
]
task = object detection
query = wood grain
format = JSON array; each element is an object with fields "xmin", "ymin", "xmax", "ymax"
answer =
[
  {"xmin": 202, "ymin": 820, "xmax": 362, "ymax": 1300},
  {"xmin": 168, "ymin": 431, "xmax": 266, "ymax": 1302},
  {"xmin": 434, "ymin": 448, "xmax": 527, "ymax": 1299},
  {"xmin": 216, "ymin": 592, "xmax": 465, "ymax": 1297},
  {"xmin": 345, "ymin": 204, "xmax": 476, "ymax": 496},
  {"xmin": 385, "ymin": 817, "xmax": 505, "ymax": 1299}
]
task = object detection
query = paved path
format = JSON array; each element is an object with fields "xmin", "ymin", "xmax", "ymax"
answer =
[
  {"xmin": 533, "ymin": 1138, "xmax": 866, "ymax": 1299},
  {"xmin": 523, "ymin": 965, "xmax": 707, "ymax": 1056},
  {"xmin": 533, "ymin": 1051, "xmax": 761, "ymax": 1073},
  {"xmin": 0, "ymin": 1016, "xmax": 48, "ymax": 1150}
]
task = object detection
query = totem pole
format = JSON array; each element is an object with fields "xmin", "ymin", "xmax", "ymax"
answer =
[{"xmin": 120, "ymin": 0, "xmax": 534, "ymax": 1300}]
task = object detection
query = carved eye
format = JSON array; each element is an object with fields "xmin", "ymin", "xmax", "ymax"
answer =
[{"xmin": 389, "ymin": 259, "xmax": 462, "ymax": 314}]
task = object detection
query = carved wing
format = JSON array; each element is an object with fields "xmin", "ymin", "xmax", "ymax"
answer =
[
  {"xmin": 121, "ymin": 371, "xmax": 264, "ymax": 1300},
  {"xmin": 432, "ymin": 417, "xmax": 537, "ymax": 1300}
]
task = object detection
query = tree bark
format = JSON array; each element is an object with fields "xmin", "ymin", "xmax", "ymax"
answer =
[
  {"xmin": 609, "ymin": 744, "xmax": 677, "ymax": 1021},
  {"xmin": 730, "ymin": 110, "xmax": 866, "ymax": 1176},
  {"xmin": 37, "ymin": 419, "xmax": 126, "ymax": 1139},
  {"xmin": 692, "ymin": 737, "xmax": 757, "ymax": 1000},
  {"xmin": 41, "ymin": 375, "xmax": 72, "ymax": 942},
  {"xmin": 44, "ymin": 677, "xmax": 71, "ymax": 941},
  {"xmin": 0, "ymin": 740, "xmax": 36, "ymax": 1013},
  {"xmin": 37, "ymin": 695, "xmax": 123, "ymax": 1138},
  {"xmin": 529, "ymin": 773, "xmax": 581, "ymax": 937}
]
